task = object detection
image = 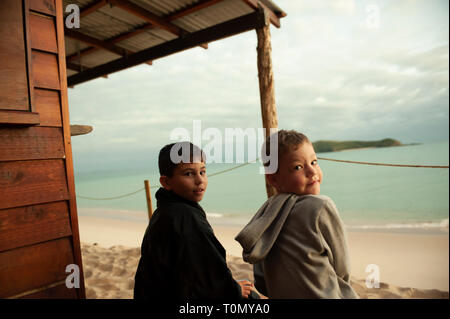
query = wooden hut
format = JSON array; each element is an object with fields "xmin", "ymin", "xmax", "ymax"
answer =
[{"xmin": 0, "ymin": 0, "xmax": 285, "ymax": 299}]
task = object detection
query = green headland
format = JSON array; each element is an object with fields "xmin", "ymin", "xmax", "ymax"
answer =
[{"xmin": 312, "ymin": 138, "xmax": 405, "ymax": 153}]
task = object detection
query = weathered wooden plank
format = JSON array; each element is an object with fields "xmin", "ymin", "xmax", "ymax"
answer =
[
  {"xmin": 32, "ymin": 50, "xmax": 60, "ymax": 90},
  {"xmin": 19, "ymin": 282, "xmax": 77, "ymax": 299},
  {"xmin": 242, "ymin": 0, "xmax": 281, "ymax": 28},
  {"xmin": 0, "ymin": 201, "xmax": 72, "ymax": 252},
  {"xmin": 0, "ymin": 110, "xmax": 40, "ymax": 126},
  {"xmin": 0, "ymin": 237, "xmax": 74, "ymax": 298},
  {"xmin": 80, "ymin": 0, "xmax": 108, "ymax": 18},
  {"xmin": 34, "ymin": 89, "xmax": 62, "ymax": 127},
  {"xmin": 0, "ymin": 0, "xmax": 30, "ymax": 111},
  {"xmin": 0, "ymin": 159, "xmax": 69, "ymax": 210},
  {"xmin": 55, "ymin": 0, "xmax": 86, "ymax": 299},
  {"xmin": 29, "ymin": 12, "xmax": 58, "ymax": 53},
  {"xmin": 24, "ymin": 0, "xmax": 36, "ymax": 113},
  {"xmin": 29, "ymin": 0, "xmax": 56, "ymax": 16},
  {"xmin": 0, "ymin": 127, "xmax": 64, "ymax": 161},
  {"xmin": 65, "ymin": 29, "xmax": 127, "ymax": 57},
  {"xmin": 70, "ymin": 125, "xmax": 93, "ymax": 136}
]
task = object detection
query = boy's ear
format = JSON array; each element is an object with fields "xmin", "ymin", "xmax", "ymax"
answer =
[{"xmin": 160, "ymin": 176, "xmax": 171, "ymax": 190}]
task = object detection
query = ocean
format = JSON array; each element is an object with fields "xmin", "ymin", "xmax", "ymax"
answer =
[{"xmin": 73, "ymin": 142, "xmax": 449, "ymax": 232}]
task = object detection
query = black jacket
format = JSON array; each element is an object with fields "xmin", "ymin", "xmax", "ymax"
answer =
[{"xmin": 134, "ymin": 188, "xmax": 242, "ymax": 299}]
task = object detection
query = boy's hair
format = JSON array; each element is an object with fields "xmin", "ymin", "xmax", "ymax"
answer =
[
  {"xmin": 158, "ymin": 142, "xmax": 206, "ymax": 177},
  {"xmin": 262, "ymin": 130, "xmax": 311, "ymax": 170}
]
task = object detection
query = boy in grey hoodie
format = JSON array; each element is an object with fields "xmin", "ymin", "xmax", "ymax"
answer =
[{"xmin": 235, "ymin": 130, "xmax": 358, "ymax": 299}]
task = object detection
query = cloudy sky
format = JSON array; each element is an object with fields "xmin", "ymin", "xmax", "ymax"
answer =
[{"xmin": 68, "ymin": 0, "xmax": 449, "ymax": 172}]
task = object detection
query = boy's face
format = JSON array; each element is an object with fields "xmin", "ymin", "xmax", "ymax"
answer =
[
  {"xmin": 267, "ymin": 142, "xmax": 323, "ymax": 196},
  {"xmin": 160, "ymin": 162, "xmax": 208, "ymax": 202}
]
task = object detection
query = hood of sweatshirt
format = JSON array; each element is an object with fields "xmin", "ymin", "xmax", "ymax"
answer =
[{"xmin": 235, "ymin": 193, "xmax": 299, "ymax": 264}]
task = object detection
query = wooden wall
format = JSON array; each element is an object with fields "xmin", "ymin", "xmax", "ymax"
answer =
[{"xmin": 0, "ymin": 0, "xmax": 85, "ymax": 298}]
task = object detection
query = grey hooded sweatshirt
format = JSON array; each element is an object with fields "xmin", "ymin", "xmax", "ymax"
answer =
[{"xmin": 235, "ymin": 193, "xmax": 358, "ymax": 299}]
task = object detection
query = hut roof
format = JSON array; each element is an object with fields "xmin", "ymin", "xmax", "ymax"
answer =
[{"xmin": 63, "ymin": 0, "xmax": 286, "ymax": 86}]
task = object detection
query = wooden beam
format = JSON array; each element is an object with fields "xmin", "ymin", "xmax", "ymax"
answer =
[
  {"xmin": 65, "ymin": 29, "xmax": 128, "ymax": 56},
  {"xmin": 256, "ymin": 7, "xmax": 278, "ymax": 198},
  {"xmin": 66, "ymin": 24, "xmax": 154, "ymax": 63},
  {"xmin": 80, "ymin": 0, "xmax": 107, "ymax": 17},
  {"xmin": 67, "ymin": 47, "xmax": 95, "ymax": 63},
  {"xmin": 55, "ymin": 0, "xmax": 86, "ymax": 299},
  {"xmin": 66, "ymin": 62, "xmax": 89, "ymax": 72},
  {"xmin": 0, "ymin": 110, "xmax": 40, "ymax": 126},
  {"xmin": 65, "ymin": 0, "xmax": 131, "ymax": 67},
  {"xmin": 67, "ymin": 50, "xmax": 152, "ymax": 69},
  {"xmin": 66, "ymin": 0, "xmax": 222, "ymax": 63},
  {"xmin": 109, "ymin": 0, "xmax": 208, "ymax": 48},
  {"xmin": 169, "ymin": 0, "xmax": 225, "ymax": 21},
  {"xmin": 70, "ymin": 125, "xmax": 93, "ymax": 136},
  {"xmin": 100, "ymin": 24, "xmax": 154, "ymax": 44},
  {"xmin": 68, "ymin": 11, "xmax": 266, "ymax": 86},
  {"xmin": 67, "ymin": 62, "xmax": 109, "ymax": 79},
  {"xmin": 66, "ymin": 26, "xmax": 154, "ymax": 66},
  {"xmin": 109, "ymin": 0, "xmax": 183, "ymax": 36},
  {"xmin": 242, "ymin": 0, "xmax": 281, "ymax": 28}
]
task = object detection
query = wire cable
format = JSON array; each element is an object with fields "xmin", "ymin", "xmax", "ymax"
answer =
[{"xmin": 76, "ymin": 156, "xmax": 449, "ymax": 200}]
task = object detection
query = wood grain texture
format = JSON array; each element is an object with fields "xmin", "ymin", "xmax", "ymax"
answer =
[
  {"xmin": 24, "ymin": 0, "xmax": 36, "ymax": 113},
  {"xmin": 70, "ymin": 124, "xmax": 93, "ymax": 136},
  {"xmin": 256, "ymin": 22, "xmax": 278, "ymax": 198},
  {"xmin": 0, "ymin": 237, "xmax": 74, "ymax": 298},
  {"xmin": 55, "ymin": 0, "xmax": 86, "ymax": 298},
  {"xmin": 0, "ymin": 126, "xmax": 64, "ymax": 161},
  {"xmin": 0, "ymin": 110, "xmax": 40, "ymax": 125},
  {"xmin": 29, "ymin": 0, "xmax": 56, "ymax": 16},
  {"xmin": 19, "ymin": 282, "xmax": 77, "ymax": 299},
  {"xmin": 32, "ymin": 50, "xmax": 60, "ymax": 90},
  {"xmin": 34, "ymin": 89, "xmax": 62, "ymax": 127},
  {"xmin": 0, "ymin": 201, "xmax": 72, "ymax": 252},
  {"xmin": 0, "ymin": 0, "xmax": 30, "ymax": 111},
  {"xmin": 29, "ymin": 12, "xmax": 58, "ymax": 53},
  {"xmin": 241, "ymin": 0, "xmax": 281, "ymax": 28},
  {"xmin": 0, "ymin": 159, "xmax": 69, "ymax": 210}
]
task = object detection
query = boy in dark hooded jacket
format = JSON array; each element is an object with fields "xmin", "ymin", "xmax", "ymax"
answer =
[{"xmin": 134, "ymin": 142, "xmax": 254, "ymax": 299}]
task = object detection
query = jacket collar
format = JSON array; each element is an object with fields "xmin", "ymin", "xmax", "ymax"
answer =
[{"xmin": 155, "ymin": 187, "xmax": 204, "ymax": 212}]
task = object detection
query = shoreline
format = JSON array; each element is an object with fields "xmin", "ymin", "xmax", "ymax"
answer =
[
  {"xmin": 78, "ymin": 207, "xmax": 449, "ymax": 235},
  {"xmin": 209, "ymin": 217, "xmax": 449, "ymax": 235},
  {"xmin": 78, "ymin": 215, "xmax": 449, "ymax": 292}
]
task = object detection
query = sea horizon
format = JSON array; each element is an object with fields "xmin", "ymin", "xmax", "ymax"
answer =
[{"xmin": 74, "ymin": 141, "xmax": 449, "ymax": 234}]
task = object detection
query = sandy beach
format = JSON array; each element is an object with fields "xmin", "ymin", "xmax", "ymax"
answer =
[{"xmin": 78, "ymin": 215, "xmax": 449, "ymax": 299}]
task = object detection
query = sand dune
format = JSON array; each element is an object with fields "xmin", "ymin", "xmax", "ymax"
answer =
[{"xmin": 80, "ymin": 243, "xmax": 449, "ymax": 299}]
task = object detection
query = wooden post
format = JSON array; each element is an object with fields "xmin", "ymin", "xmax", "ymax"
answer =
[
  {"xmin": 55, "ymin": 0, "xmax": 86, "ymax": 299},
  {"xmin": 144, "ymin": 180, "xmax": 153, "ymax": 221},
  {"xmin": 256, "ymin": 7, "xmax": 278, "ymax": 198}
]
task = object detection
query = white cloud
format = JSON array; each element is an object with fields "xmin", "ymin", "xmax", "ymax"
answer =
[{"xmin": 69, "ymin": 0, "xmax": 449, "ymax": 171}]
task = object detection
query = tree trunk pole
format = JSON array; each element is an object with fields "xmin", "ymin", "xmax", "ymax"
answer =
[{"xmin": 256, "ymin": 8, "xmax": 278, "ymax": 198}]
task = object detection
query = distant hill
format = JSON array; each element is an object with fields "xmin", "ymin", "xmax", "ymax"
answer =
[{"xmin": 312, "ymin": 138, "xmax": 403, "ymax": 153}]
